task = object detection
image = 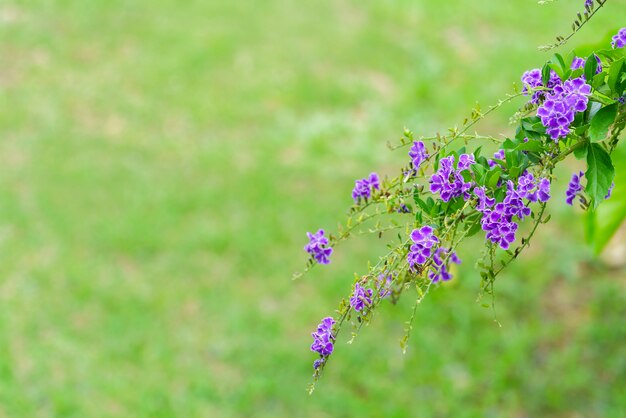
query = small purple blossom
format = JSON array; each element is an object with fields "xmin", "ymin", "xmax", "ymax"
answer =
[
  {"xmin": 304, "ymin": 229, "xmax": 333, "ymax": 264},
  {"xmin": 537, "ymin": 178, "xmax": 551, "ymax": 202},
  {"xmin": 474, "ymin": 186, "xmax": 495, "ymax": 211},
  {"xmin": 352, "ymin": 173, "xmax": 380, "ymax": 202},
  {"xmin": 311, "ymin": 317, "xmax": 335, "ymax": 358},
  {"xmin": 571, "ymin": 57, "xmax": 585, "ymax": 70},
  {"xmin": 409, "ymin": 141, "xmax": 429, "ymax": 169},
  {"xmin": 428, "ymin": 247, "xmax": 462, "ymax": 283},
  {"xmin": 376, "ymin": 274, "xmax": 393, "ymax": 298},
  {"xmin": 408, "ymin": 226, "xmax": 439, "ymax": 269},
  {"xmin": 584, "ymin": 0, "xmax": 593, "ymax": 8},
  {"xmin": 397, "ymin": 204, "xmax": 411, "ymax": 213},
  {"xmin": 350, "ymin": 283, "xmax": 373, "ymax": 312},
  {"xmin": 457, "ymin": 154, "xmax": 476, "ymax": 171},
  {"xmin": 611, "ymin": 28, "xmax": 626, "ymax": 49},
  {"xmin": 488, "ymin": 149, "xmax": 505, "ymax": 168},
  {"xmin": 566, "ymin": 171, "xmax": 584, "ymax": 206},
  {"xmin": 605, "ymin": 182, "xmax": 615, "ymax": 200}
]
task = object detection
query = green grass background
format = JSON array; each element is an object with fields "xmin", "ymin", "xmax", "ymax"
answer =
[{"xmin": 0, "ymin": 0, "xmax": 625, "ymax": 416}]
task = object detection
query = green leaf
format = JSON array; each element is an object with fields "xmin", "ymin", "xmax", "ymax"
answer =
[
  {"xmin": 486, "ymin": 167, "xmax": 502, "ymax": 189},
  {"xmin": 591, "ymin": 72, "xmax": 606, "ymax": 90},
  {"xmin": 564, "ymin": 51, "xmax": 576, "ymax": 69},
  {"xmin": 585, "ymin": 143, "xmax": 615, "ymax": 208},
  {"xmin": 548, "ymin": 63, "xmax": 564, "ymax": 80},
  {"xmin": 588, "ymin": 103, "xmax": 618, "ymax": 142},
  {"xmin": 573, "ymin": 141, "xmax": 588, "ymax": 160},
  {"xmin": 514, "ymin": 139, "xmax": 544, "ymax": 153},
  {"xmin": 502, "ymin": 138, "xmax": 516, "ymax": 150},
  {"xmin": 552, "ymin": 53, "xmax": 566, "ymax": 72},
  {"xmin": 596, "ymin": 47, "xmax": 626, "ymax": 62},
  {"xmin": 608, "ymin": 58, "xmax": 624, "ymax": 94},
  {"xmin": 586, "ymin": 142, "xmax": 626, "ymax": 254},
  {"xmin": 504, "ymin": 149, "xmax": 519, "ymax": 169},
  {"xmin": 584, "ymin": 53, "xmax": 598, "ymax": 81},
  {"xmin": 541, "ymin": 64, "xmax": 551, "ymax": 86},
  {"xmin": 471, "ymin": 163, "xmax": 487, "ymax": 185}
]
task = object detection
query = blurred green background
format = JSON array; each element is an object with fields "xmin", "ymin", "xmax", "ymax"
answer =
[{"xmin": 1, "ymin": 0, "xmax": 625, "ymax": 416}]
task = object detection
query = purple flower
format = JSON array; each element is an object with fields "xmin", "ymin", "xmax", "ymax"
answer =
[
  {"xmin": 504, "ymin": 181, "xmax": 532, "ymax": 220},
  {"xmin": 376, "ymin": 274, "xmax": 393, "ymax": 298},
  {"xmin": 605, "ymin": 182, "xmax": 615, "ymax": 200},
  {"xmin": 411, "ymin": 225, "xmax": 439, "ymax": 248},
  {"xmin": 488, "ymin": 149, "xmax": 505, "ymax": 168},
  {"xmin": 350, "ymin": 283, "xmax": 373, "ymax": 312},
  {"xmin": 521, "ymin": 68, "xmax": 561, "ymax": 104},
  {"xmin": 397, "ymin": 203, "xmax": 411, "ymax": 213},
  {"xmin": 517, "ymin": 172, "xmax": 536, "ymax": 198},
  {"xmin": 311, "ymin": 317, "xmax": 336, "ymax": 358},
  {"xmin": 611, "ymin": 28, "xmax": 626, "ymax": 49},
  {"xmin": 428, "ymin": 247, "xmax": 462, "ymax": 283},
  {"xmin": 368, "ymin": 172, "xmax": 380, "ymax": 190},
  {"xmin": 537, "ymin": 178, "xmax": 551, "ymax": 202},
  {"xmin": 474, "ymin": 186, "xmax": 495, "ymax": 212},
  {"xmin": 481, "ymin": 204, "xmax": 519, "ymax": 250},
  {"xmin": 571, "ymin": 57, "xmax": 585, "ymax": 70},
  {"xmin": 457, "ymin": 153, "xmax": 476, "ymax": 171},
  {"xmin": 429, "ymin": 155, "xmax": 475, "ymax": 202},
  {"xmin": 408, "ymin": 226, "xmax": 439, "ymax": 270},
  {"xmin": 584, "ymin": 0, "xmax": 593, "ymax": 8},
  {"xmin": 566, "ymin": 171, "xmax": 584, "ymax": 205},
  {"xmin": 475, "ymin": 172, "xmax": 548, "ymax": 249},
  {"xmin": 304, "ymin": 229, "xmax": 333, "ymax": 264},
  {"xmin": 352, "ymin": 172, "xmax": 380, "ymax": 202},
  {"xmin": 516, "ymin": 172, "xmax": 551, "ymax": 203},
  {"xmin": 409, "ymin": 141, "xmax": 429, "ymax": 169},
  {"xmin": 537, "ymin": 77, "xmax": 591, "ymax": 141}
]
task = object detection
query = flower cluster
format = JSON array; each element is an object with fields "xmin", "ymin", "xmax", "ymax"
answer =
[
  {"xmin": 352, "ymin": 173, "xmax": 380, "ymax": 202},
  {"xmin": 477, "ymin": 172, "xmax": 551, "ymax": 249},
  {"xmin": 311, "ymin": 317, "xmax": 335, "ymax": 368},
  {"xmin": 429, "ymin": 248, "xmax": 461, "ymax": 282},
  {"xmin": 349, "ymin": 283, "xmax": 373, "ymax": 312},
  {"xmin": 429, "ymin": 154, "xmax": 475, "ymax": 202},
  {"xmin": 407, "ymin": 226, "xmax": 439, "ymax": 270},
  {"xmin": 537, "ymin": 77, "xmax": 591, "ymax": 141},
  {"xmin": 304, "ymin": 229, "xmax": 333, "ymax": 264},
  {"xmin": 521, "ymin": 68, "xmax": 561, "ymax": 104},
  {"xmin": 612, "ymin": 28, "xmax": 626, "ymax": 49},
  {"xmin": 409, "ymin": 140, "xmax": 429, "ymax": 169}
]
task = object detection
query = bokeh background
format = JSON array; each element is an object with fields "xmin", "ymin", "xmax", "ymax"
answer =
[{"xmin": 1, "ymin": 0, "xmax": 625, "ymax": 416}]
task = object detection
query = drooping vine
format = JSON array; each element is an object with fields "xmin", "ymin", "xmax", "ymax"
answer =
[{"xmin": 297, "ymin": 0, "xmax": 626, "ymax": 393}]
